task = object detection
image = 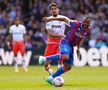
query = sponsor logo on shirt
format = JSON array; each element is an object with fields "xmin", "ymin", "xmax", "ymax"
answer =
[
  {"xmin": 52, "ymin": 25, "xmax": 62, "ymax": 28},
  {"xmin": 75, "ymin": 32, "xmax": 84, "ymax": 38}
]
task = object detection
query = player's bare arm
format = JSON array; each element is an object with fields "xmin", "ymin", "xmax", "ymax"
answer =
[
  {"xmin": 43, "ymin": 17, "xmax": 69, "ymax": 24},
  {"xmin": 76, "ymin": 38, "xmax": 84, "ymax": 58},
  {"xmin": 77, "ymin": 38, "xmax": 84, "ymax": 49}
]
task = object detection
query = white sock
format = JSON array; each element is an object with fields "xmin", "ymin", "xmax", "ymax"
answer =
[
  {"xmin": 22, "ymin": 56, "xmax": 26, "ymax": 68},
  {"xmin": 14, "ymin": 57, "xmax": 18, "ymax": 68},
  {"xmin": 46, "ymin": 64, "xmax": 53, "ymax": 75},
  {"xmin": 47, "ymin": 68, "xmax": 53, "ymax": 75},
  {"xmin": 58, "ymin": 64, "xmax": 62, "ymax": 69}
]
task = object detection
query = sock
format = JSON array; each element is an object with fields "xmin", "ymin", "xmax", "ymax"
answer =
[
  {"xmin": 46, "ymin": 65, "xmax": 53, "ymax": 75},
  {"xmin": 14, "ymin": 57, "xmax": 18, "ymax": 68},
  {"xmin": 57, "ymin": 64, "xmax": 62, "ymax": 69},
  {"xmin": 52, "ymin": 66, "xmax": 65, "ymax": 78},
  {"xmin": 22, "ymin": 56, "xmax": 26, "ymax": 68},
  {"xmin": 47, "ymin": 68, "xmax": 53, "ymax": 75},
  {"xmin": 46, "ymin": 54, "xmax": 65, "ymax": 61}
]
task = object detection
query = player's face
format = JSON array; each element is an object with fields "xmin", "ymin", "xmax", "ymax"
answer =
[
  {"xmin": 15, "ymin": 18, "xmax": 20, "ymax": 25},
  {"xmin": 82, "ymin": 19, "xmax": 91, "ymax": 29},
  {"xmin": 50, "ymin": 6, "xmax": 59, "ymax": 17}
]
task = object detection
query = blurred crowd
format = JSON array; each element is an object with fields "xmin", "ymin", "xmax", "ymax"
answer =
[{"xmin": 0, "ymin": 0, "xmax": 108, "ymax": 50}]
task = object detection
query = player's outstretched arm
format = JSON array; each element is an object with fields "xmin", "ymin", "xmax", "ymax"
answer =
[
  {"xmin": 43, "ymin": 17, "xmax": 69, "ymax": 23},
  {"xmin": 76, "ymin": 38, "xmax": 84, "ymax": 58}
]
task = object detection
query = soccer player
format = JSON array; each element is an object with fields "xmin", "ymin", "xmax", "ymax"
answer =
[
  {"xmin": 39, "ymin": 16, "xmax": 91, "ymax": 84},
  {"xmin": 43, "ymin": 3, "xmax": 69, "ymax": 75},
  {"xmin": 9, "ymin": 17, "xmax": 28, "ymax": 72}
]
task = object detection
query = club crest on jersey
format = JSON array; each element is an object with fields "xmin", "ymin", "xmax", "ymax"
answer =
[
  {"xmin": 78, "ymin": 28, "xmax": 80, "ymax": 31},
  {"xmin": 75, "ymin": 32, "xmax": 84, "ymax": 38}
]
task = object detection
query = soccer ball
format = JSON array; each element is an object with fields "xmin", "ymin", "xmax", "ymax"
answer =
[{"xmin": 53, "ymin": 76, "xmax": 64, "ymax": 87}]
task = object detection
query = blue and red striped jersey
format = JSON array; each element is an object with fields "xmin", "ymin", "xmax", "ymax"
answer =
[{"xmin": 65, "ymin": 20, "xmax": 91, "ymax": 46}]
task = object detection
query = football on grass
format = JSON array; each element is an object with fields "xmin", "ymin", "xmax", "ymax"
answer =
[{"xmin": 53, "ymin": 76, "xmax": 64, "ymax": 87}]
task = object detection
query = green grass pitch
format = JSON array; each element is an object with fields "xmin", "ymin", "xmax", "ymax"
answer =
[{"xmin": 0, "ymin": 65, "xmax": 108, "ymax": 90}]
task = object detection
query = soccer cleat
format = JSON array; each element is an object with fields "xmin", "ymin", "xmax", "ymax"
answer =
[
  {"xmin": 15, "ymin": 68, "xmax": 19, "ymax": 72},
  {"xmin": 23, "ymin": 67, "xmax": 28, "ymax": 72},
  {"xmin": 44, "ymin": 77, "xmax": 53, "ymax": 85},
  {"xmin": 39, "ymin": 56, "xmax": 45, "ymax": 65}
]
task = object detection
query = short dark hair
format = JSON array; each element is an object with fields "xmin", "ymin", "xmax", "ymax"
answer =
[
  {"xmin": 49, "ymin": 3, "xmax": 59, "ymax": 9},
  {"xmin": 83, "ymin": 15, "xmax": 91, "ymax": 20},
  {"xmin": 14, "ymin": 17, "xmax": 20, "ymax": 21}
]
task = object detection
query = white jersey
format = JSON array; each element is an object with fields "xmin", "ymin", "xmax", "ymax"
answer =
[
  {"xmin": 9, "ymin": 24, "xmax": 26, "ymax": 41},
  {"xmin": 46, "ymin": 15, "xmax": 69, "ymax": 36}
]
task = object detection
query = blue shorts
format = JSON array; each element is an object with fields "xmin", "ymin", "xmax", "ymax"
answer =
[{"xmin": 59, "ymin": 39, "xmax": 74, "ymax": 65}]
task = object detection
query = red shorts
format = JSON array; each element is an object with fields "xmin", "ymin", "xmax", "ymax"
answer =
[
  {"xmin": 12, "ymin": 40, "xmax": 25, "ymax": 56},
  {"xmin": 44, "ymin": 43, "xmax": 59, "ymax": 56}
]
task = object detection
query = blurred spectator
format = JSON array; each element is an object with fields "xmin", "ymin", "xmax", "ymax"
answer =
[
  {"xmin": 89, "ymin": 36, "xmax": 96, "ymax": 48},
  {"xmin": 95, "ymin": 37, "xmax": 107, "ymax": 48},
  {"xmin": 0, "ymin": 23, "xmax": 6, "ymax": 35}
]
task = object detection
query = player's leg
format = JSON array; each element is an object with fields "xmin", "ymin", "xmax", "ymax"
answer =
[
  {"xmin": 45, "ymin": 64, "xmax": 71, "ymax": 84},
  {"xmin": 39, "ymin": 40, "xmax": 69, "ymax": 64},
  {"xmin": 44, "ymin": 43, "xmax": 62, "ymax": 70},
  {"xmin": 51, "ymin": 51, "xmax": 73, "ymax": 79},
  {"xmin": 55, "ymin": 44, "xmax": 63, "ymax": 69},
  {"xmin": 19, "ymin": 41, "xmax": 28, "ymax": 72},
  {"xmin": 39, "ymin": 53, "xmax": 69, "ymax": 65},
  {"xmin": 44, "ymin": 61, "xmax": 53, "ymax": 75},
  {"xmin": 44, "ymin": 41, "xmax": 73, "ymax": 84},
  {"xmin": 12, "ymin": 41, "xmax": 19, "ymax": 72},
  {"xmin": 43, "ymin": 43, "xmax": 55, "ymax": 75}
]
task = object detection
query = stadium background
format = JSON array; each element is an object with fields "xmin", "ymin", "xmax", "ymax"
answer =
[{"xmin": 0, "ymin": 0, "xmax": 108, "ymax": 65}]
